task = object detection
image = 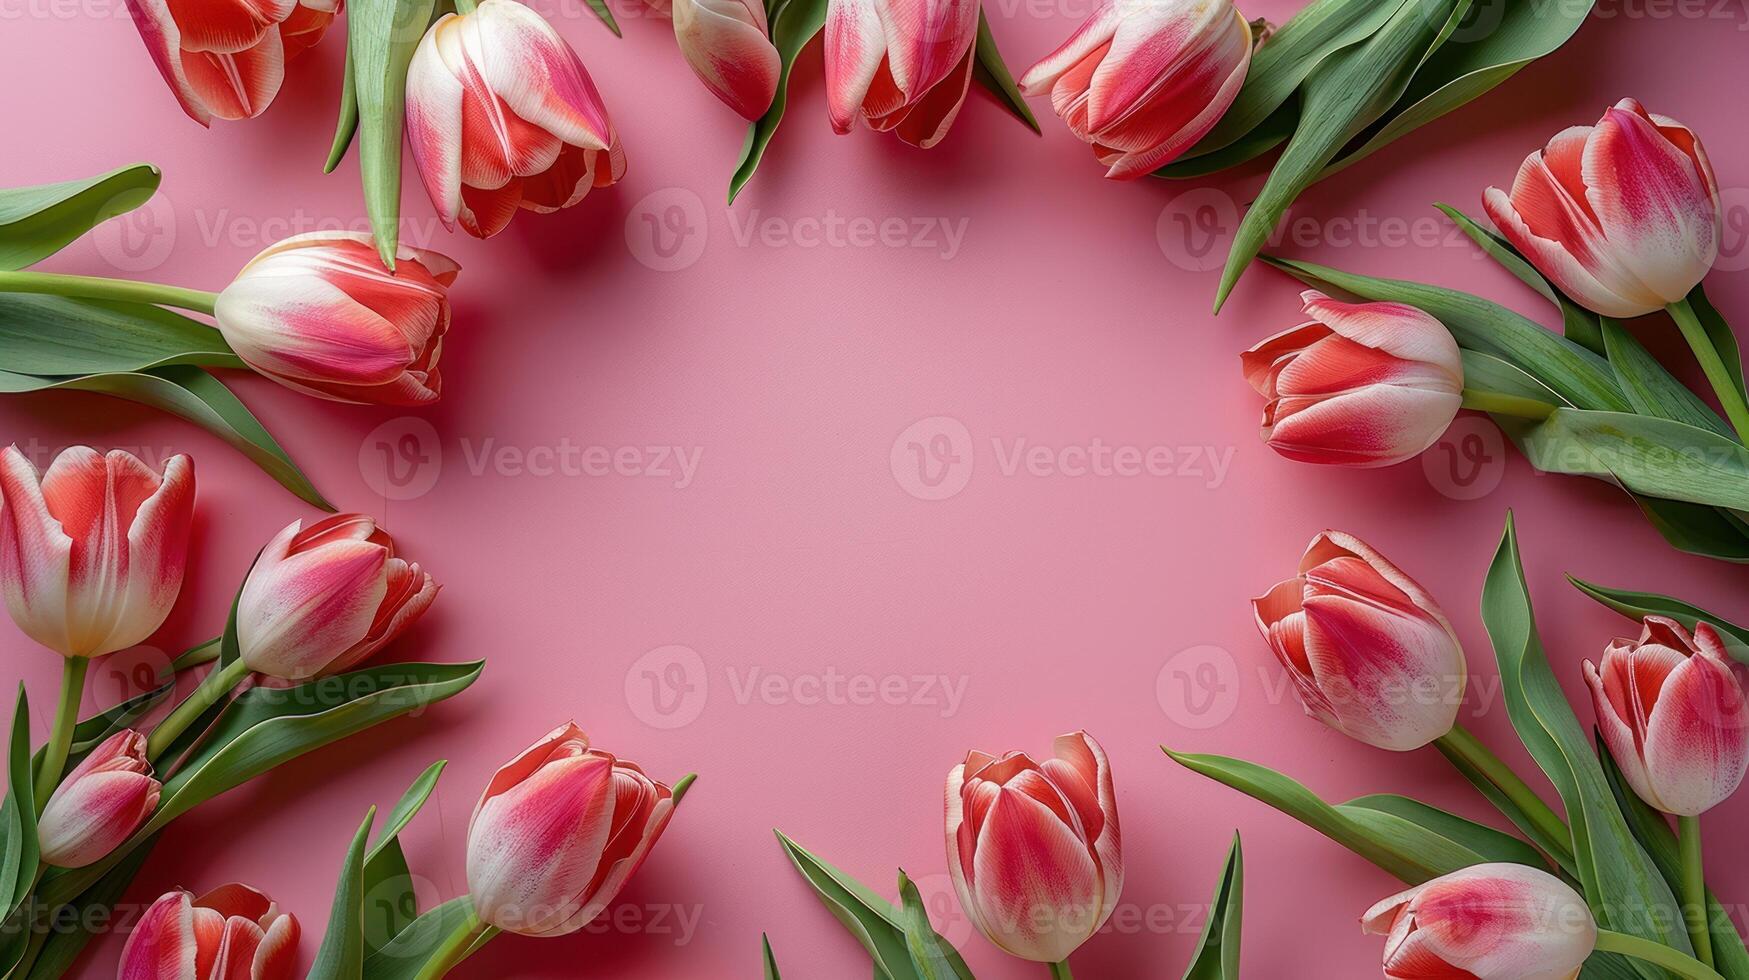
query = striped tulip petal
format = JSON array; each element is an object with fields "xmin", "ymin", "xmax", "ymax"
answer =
[
  {"xmin": 822, "ymin": 0, "xmax": 977, "ymax": 145},
  {"xmin": 118, "ymin": 884, "xmax": 299, "ymax": 980},
  {"xmin": 672, "ymin": 0, "xmax": 781, "ymax": 120},
  {"xmin": 38, "ymin": 730, "xmax": 159, "ymax": 868},
  {"xmin": 124, "ymin": 0, "xmax": 331, "ymax": 124},
  {"xmin": 1363, "ymin": 864, "xmax": 1596, "ymax": 980}
]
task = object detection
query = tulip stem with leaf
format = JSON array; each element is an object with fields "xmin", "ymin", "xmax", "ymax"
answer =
[
  {"xmin": 0, "ymin": 269, "xmax": 219, "ymax": 316},
  {"xmin": 1680, "ymin": 815, "xmax": 1714, "ymax": 968},
  {"xmin": 143, "ymin": 657, "xmax": 251, "ymax": 761},
  {"xmin": 1047, "ymin": 962, "xmax": 1072, "ymax": 979},
  {"xmin": 1431, "ymin": 723, "xmax": 1573, "ymax": 868},
  {"xmin": 32, "ymin": 657, "xmax": 89, "ymax": 813},
  {"xmin": 416, "ymin": 908, "xmax": 496, "ymax": 980},
  {"xmin": 1667, "ymin": 296, "xmax": 1749, "ymax": 444},
  {"xmin": 1596, "ymin": 930, "xmax": 1726, "ymax": 980},
  {"xmin": 1457, "ymin": 388, "xmax": 1555, "ymax": 421}
]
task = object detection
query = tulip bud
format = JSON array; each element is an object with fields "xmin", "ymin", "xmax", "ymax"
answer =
[
  {"xmin": 405, "ymin": 0, "xmax": 626, "ymax": 239},
  {"xmin": 945, "ymin": 731, "xmax": 1121, "ymax": 963},
  {"xmin": 672, "ymin": 0, "xmax": 781, "ymax": 120},
  {"xmin": 466, "ymin": 723, "xmax": 678, "ymax": 936},
  {"xmin": 0, "ymin": 445, "xmax": 195, "ymax": 659},
  {"xmin": 1484, "ymin": 99, "xmax": 1719, "ymax": 319},
  {"xmin": 38, "ymin": 730, "xmax": 159, "ymax": 869},
  {"xmin": 1363, "ymin": 864, "xmax": 1596, "ymax": 980},
  {"xmin": 1253, "ymin": 531, "xmax": 1465, "ymax": 751},
  {"xmin": 213, "ymin": 232, "xmax": 459, "ymax": 406},
  {"xmin": 118, "ymin": 883, "xmax": 300, "ymax": 980},
  {"xmin": 236, "ymin": 514, "xmax": 438, "ymax": 684},
  {"xmin": 1585, "ymin": 616, "xmax": 1749, "ymax": 816},
  {"xmin": 823, "ymin": 0, "xmax": 978, "ymax": 147},
  {"xmin": 1242, "ymin": 290, "xmax": 1463, "ymax": 467},
  {"xmin": 123, "ymin": 0, "xmax": 337, "ymax": 124},
  {"xmin": 1019, "ymin": 0, "xmax": 1254, "ymax": 179}
]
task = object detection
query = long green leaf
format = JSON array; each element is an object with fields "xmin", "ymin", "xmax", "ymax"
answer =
[
  {"xmin": 763, "ymin": 934, "xmax": 782, "ymax": 979},
  {"xmin": 1686, "ymin": 283, "xmax": 1748, "ymax": 405},
  {"xmin": 361, "ymin": 760, "xmax": 447, "ymax": 953},
  {"xmin": 0, "ymin": 164, "xmax": 161, "ymax": 271},
  {"xmin": 971, "ymin": 13, "xmax": 1038, "ymax": 134},
  {"xmin": 350, "ymin": 0, "xmax": 438, "ymax": 268},
  {"xmin": 309, "ymin": 807, "xmax": 378, "ymax": 980},
  {"xmin": 0, "ymin": 688, "xmax": 35, "ymax": 918},
  {"xmin": 729, "ymin": 0, "xmax": 825, "ymax": 203},
  {"xmin": 1429, "ymin": 740, "xmax": 1577, "ymax": 876},
  {"xmin": 1567, "ymin": 578, "xmax": 1749, "ymax": 650},
  {"xmin": 774, "ymin": 831, "xmax": 918, "ymax": 980},
  {"xmin": 325, "ymin": 45, "xmax": 360, "ymax": 173},
  {"xmin": 1341, "ymin": 794, "xmax": 1549, "ymax": 869},
  {"xmin": 361, "ymin": 896, "xmax": 475, "ymax": 980},
  {"xmin": 1180, "ymin": 833, "xmax": 1243, "ymax": 980},
  {"xmin": 1598, "ymin": 319, "xmax": 1732, "ymax": 437},
  {"xmin": 896, "ymin": 871, "xmax": 972, "ymax": 980},
  {"xmin": 0, "ymin": 293, "xmax": 238, "ymax": 375},
  {"xmin": 1505, "ymin": 408, "xmax": 1749, "ymax": 511},
  {"xmin": 1438, "ymin": 203, "xmax": 1604, "ymax": 354}
]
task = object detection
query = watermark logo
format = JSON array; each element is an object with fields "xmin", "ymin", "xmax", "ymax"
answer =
[
  {"xmin": 360, "ymin": 417, "xmax": 444, "ymax": 501},
  {"xmin": 625, "ymin": 645, "xmax": 709, "ymax": 729},
  {"xmin": 92, "ymin": 194, "xmax": 176, "ymax": 274},
  {"xmin": 1717, "ymin": 186, "xmax": 1749, "ymax": 273},
  {"xmin": 890, "ymin": 416, "xmax": 977, "ymax": 501},
  {"xmin": 1156, "ymin": 645, "xmax": 1240, "ymax": 730},
  {"xmin": 1157, "ymin": 188, "xmax": 1236, "ymax": 273},
  {"xmin": 626, "ymin": 188, "xmax": 709, "ymax": 272},
  {"xmin": 1422, "ymin": 416, "xmax": 1507, "ymax": 501}
]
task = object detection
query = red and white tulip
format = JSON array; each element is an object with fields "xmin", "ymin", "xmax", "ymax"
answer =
[
  {"xmin": 213, "ymin": 232, "xmax": 459, "ymax": 406},
  {"xmin": 945, "ymin": 731, "xmax": 1122, "ymax": 963},
  {"xmin": 235, "ymin": 514, "xmax": 438, "ymax": 684},
  {"xmin": 1363, "ymin": 863, "xmax": 1596, "ymax": 980},
  {"xmin": 123, "ymin": 0, "xmax": 338, "ymax": 124},
  {"xmin": 672, "ymin": 0, "xmax": 781, "ymax": 120},
  {"xmin": 1253, "ymin": 531, "xmax": 1465, "ymax": 752},
  {"xmin": 406, "ymin": 0, "xmax": 626, "ymax": 239},
  {"xmin": 1019, "ymin": 0, "xmax": 1254, "ymax": 179},
  {"xmin": 118, "ymin": 883, "xmax": 300, "ymax": 980},
  {"xmin": 38, "ymin": 730, "xmax": 160, "ymax": 869},
  {"xmin": 1241, "ymin": 290, "xmax": 1464, "ymax": 467},
  {"xmin": 1585, "ymin": 616, "xmax": 1749, "ymax": 816},
  {"xmin": 823, "ymin": 0, "xmax": 978, "ymax": 147},
  {"xmin": 466, "ymin": 723, "xmax": 678, "ymax": 936},
  {"xmin": 1483, "ymin": 98, "xmax": 1720, "ymax": 318},
  {"xmin": 0, "ymin": 446, "xmax": 195, "ymax": 659}
]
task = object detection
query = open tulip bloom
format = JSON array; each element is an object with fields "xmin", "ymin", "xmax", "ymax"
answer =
[
  {"xmin": 118, "ymin": 883, "xmax": 300, "ymax": 980},
  {"xmin": 123, "ymin": 0, "xmax": 339, "ymax": 123}
]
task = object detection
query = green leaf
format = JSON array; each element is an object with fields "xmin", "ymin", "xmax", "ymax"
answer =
[
  {"xmin": 1261, "ymin": 254, "xmax": 1629, "ymax": 412},
  {"xmin": 583, "ymin": 0, "xmax": 620, "ymax": 34},
  {"xmin": 361, "ymin": 760, "xmax": 447, "ymax": 953},
  {"xmin": 349, "ymin": 0, "xmax": 438, "ymax": 268},
  {"xmin": 1428, "ymin": 739, "xmax": 1577, "ymax": 876},
  {"xmin": 729, "ymin": 0, "xmax": 826, "ymax": 204},
  {"xmin": 1214, "ymin": 0, "xmax": 1470, "ymax": 309},
  {"xmin": 0, "ymin": 293, "xmax": 239, "ymax": 375},
  {"xmin": 1504, "ymin": 408, "xmax": 1749, "ymax": 511},
  {"xmin": 896, "ymin": 871, "xmax": 972, "ymax": 980},
  {"xmin": 1180, "ymin": 833, "xmax": 1243, "ymax": 980},
  {"xmin": 21, "ymin": 838, "xmax": 157, "ymax": 980},
  {"xmin": 1340, "ymin": 794, "xmax": 1549, "ymax": 869},
  {"xmin": 35, "ymin": 661, "xmax": 484, "ymax": 911},
  {"xmin": 763, "ymin": 934, "xmax": 782, "ymax": 980},
  {"xmin": 1162, "ymin": 748, "xmax": 1446, "ymax": 883},
  {"xmin": 310, "ymin": 806, "xmax": 378, "ymax": 980},
  {"xmin": 0, "ymin": 688, "xmax": 37, "ymax": 918},
  {"xmin": 1438, "ymin": 203, "xmax": 1604, "ymax": 354},
  {"xmin": 971, "ymin": 13, "xmax": 1038, "ymax": 134},
  {"xmin": 0, "ymin": 164, "xmax": 161, "ymax": 270},
  {"xmin": 0, "ymin": 365, "xmax": 333, "ymax": 510},
  {"xmin": 774, "ymin": 830, "xmax": 918, "ymax": 980},
  {"xmin": 361, "ymin": 896, "xmax": 475, "ymax": 980},
  {"xmin": 325, "ymin": 45, "xmax": 360, "ymax": 173},
  {"xmin": 1482, "ymin": 515, "xmax": 1690, "ymax": 970},
  {"xmin": 1156, "ymin": 104, "xmax": 1295, "ymax": 179},
  {"xmin": 1600, "ymin": 319, "xmax": 1732, "ymax": 438},
  {"xmin": 1567, "ymin": 578, "xmax": 1749, "ymax": 650},
  {"xmin": 1686, "ymin": 283, "xmax": 1747, "ymax": 406},
  {"xmin": 1325, "ymin": 0, "xmax": 1593, "ymax": 176}
]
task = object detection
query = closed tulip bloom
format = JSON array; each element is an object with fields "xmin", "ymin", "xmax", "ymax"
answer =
[
  {"xmin": 406, "ymin": 0, "xmax": 626, "ymax": 239},
  {"xmin": 1585, "ymin": 616, "xmax": 1749, "ymax": 816},
  {"xmin": 1253, "ymin": 531, "xmax": 1465, "ymax": 752},
  {"xmin": 1242, "ymin": 290, "xmax": 1463, "ymax": 467},
  {"xmin": 823, "ymin": 0, "xmax": 978, "ymax": 147},
  {"xmin": 118, "ymin": 883, "xmax": 299, "ymax": 980},
  {"xmin": 236, "ymin": 514, "xmax": 438, "ymax": 684},
  {"xmin": 672, "ymin": 0, "xmax": 781, "ymax": 120},
  {"xmin": 213, "ymin": 232, "xmax": 459, "ymax": 406},
  {"xmin": 1019, "ymin": 0, "xmax": 1253, "ymax": 179},
  {"xmin": 38, "ymin": 730, "xmax": 160, "ymax": 869},
  {"xmin": 467, "ymin": 723, "xmax": 678, "ymax": 936},
  {"xmin": 124, "ymin": 0, "xmax": 337, "ymax": 124},
  {"xmin": 1483, "ymin": 99, "xmax": 1719, "ymax": 319},
  {"xmin": 0, "ymin": 446, "xmax": 195, "ymax": 659},
  {"xmin": 945, "ymin": 732, "xmax": 1121, "ymax": 963},
  {"xmin": 1363, "ymin": 864, "xmax": 1596, "ymax": 980}
]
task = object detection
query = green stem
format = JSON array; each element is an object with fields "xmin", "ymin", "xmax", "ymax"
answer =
[
  {"xmin": 1435, "ymin": 725, "xmax": 1573, "ymax": 867},
  {"xmin": 1668, "ymin": 297, "xmax": 1749, "ymax": 444},
  {"xmin": 167, "ymin": 637, "xmax": 222, "ymax": 675},
  {"xmin": 1460, "ymin": 388, "xmax": 1557, "ymax": 421},
  {"xmin": 1680, "ymin": 815, "xmax": 1714, "ymax": 968},
  {"xmin": 1596, "ymin": 929, "xmax": 1726, "ymax": 980},
  {"xmin": 0, "ymin": 269, "xmax": 219, "ymax": 316},
  {"xmin": 33, "ymin": 657, "xmax": 89, "ymax": 814},
  {"xmin": 1048, "ymin": 961, "xmax": 1072, "ymax": 980},
  {"xmin": 452, "ymin": 0, "xmax": 477, "ymax": 12},
  {"xmin": 415, "ymin": 905, "xmax": 493, "ymax": 980},
  {"xmin": 144, "ymin": 657, "xmax": 250, "ymax": 762}
]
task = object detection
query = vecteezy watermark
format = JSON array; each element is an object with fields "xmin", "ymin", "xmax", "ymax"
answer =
[
  {"xmin": 625, "ymin": 187, "xmax": 709, "ymax": 272},
  {"xmin": 624, "ymin": 645, "xmax": 970, "ymax": 729},
  {"xmin": 725, "ymin": 210, "xmax": 970, "ymax": 259},
  {"xmin": 1156, "ymin": 645, "xmax": 1241, "ymax": 731},
  {"xmin": 1716, "ymin": 186, "xmax": 1749, "ymax": 273},
  {"xmin": 1156, "ymin": 188, "xmax": 1483, "ymax": 274},
  {"xmin": 889, "ymin": 416, "xmax": 1235, "ymax": 501},
  {"xmin": 1422, "ymin": 416, "xmax": 1508, "ymax": 501}
]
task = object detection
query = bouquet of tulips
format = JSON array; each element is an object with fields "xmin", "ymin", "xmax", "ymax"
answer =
[
  {"xmin": 1242, "ymin": 98, "xmax": 1749, "ymax": 566},
  {"xmin": 0, "ymin": 444, "xmax": 478, "ymax": 979}
]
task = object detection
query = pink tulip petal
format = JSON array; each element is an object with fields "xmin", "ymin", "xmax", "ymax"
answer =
[
  {"xmin": 251, "ymin": 913, "xmax": 301, "ymax": 980},
  {"xmin": 1642, "ymin": 651, "xmax": 1749, "ymax": 815},
  {"xmin": 236, "ymin": 519, "xmax": 389, "ymax": 681},
  {"xmin": 1587, "ymin": 657, "xmax": 1660, "ymax": 810},
  {"xmin": 407, "ymin": 16, "xmax": 468, "ymax": 230},
  {"xmin": 673, "ymin": 0, "xmax": 781, "ymax": 120},
  {"xmin": 118, "ymin": 891, "xmax": 197, "ymax": 980},
  {"xmin": 124, "ymin": 0, "xmax": 213, "ymax": 124},
  {"xmin": 163, "ymin": 0, "xmax": 292, "ymax": 54},
  {"xmin": 877, "ymin": 0, "xmax": 977, "ymax": 104},
  {"xmin": 472, "ymin": 0, "xmax": 615, "ymax": 151},
  {"xmin": 1297, "ymin": 291, "xmax": 1462, "ymax": 388},
  {"xmin": 824, "ymin": 0, "xmax": 887, "ymax": 132},
  {"xmin": 969, "ymin": 785, "xmax": 1102, "ymax": 962},
  {"xmin": 884, "ymin": 43, "xmax": 974, "ymax": 149},
  {"xmin": 1264, "ymin": 385, "xmax": 1463, "ymax": 468},
  {"xmin": 1017, "ymin": 0, "xmax": 1118, "ymax": 95},
  {"xmin": 468, "ymin": 752, "xmax": 617, "ymax": 935},
  {"xmin": 0, "ymin": 447, "xmax": 74, "ymax": 656},
  {"xmin": 180, "ymin": 33, "xmax": 286, "ymax": 121}
]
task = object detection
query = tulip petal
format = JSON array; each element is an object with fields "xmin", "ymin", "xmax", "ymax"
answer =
[
  {"xmin": 119, "ymin": 891, "xmax": 197, "ymax": 980},
  {"xmin": 407, "ymin": 16, "xmax": 468, "ymax": 230},
  {"xmin": 1017, "ymin": 0, "xmax": 1118, "ymax": 96},
  {"xmin": 823, "ymin": 0, "xmax": 887, "ymax": 132},
  {"xmin": 1297, "ymin": 291, "xmax": 1462, "ymax": 388},
  {"xmin": 236, "ymin": 519, "xmax": 389, "ymax": 681},
  {"xmin": 1264, "ymin": 384, "xmax": 1463, "ymax": 467},
  {"xmin": 883, "ymin": 43, "xmax": 974, "ymax": 149},
  {"xmin": 1642, "ymin": 651, "xmax": 1749, "ymax": 815},
  {"xmin": 180, "ymin": 33, "xmax": 286, "ymax": 122},
  {"xmin": 0, "ymin": 447, "xmax": 74, "ymax": 656},
  {"xmin": 877, "ymin": 0, "xmax": 977, "ymax": 103},
  {"xmin": 251, "ymin": 913, "xmax": 301, "ymax": 980},
  {"xmin": 472, "ymin": 0, "xmax": 615, "ymax": 151},
  {"xmin": 124, "ymin": 0, "xmax": 214, "ymax": 125},
  {"xmin": 468, "ymin": 752, "xmax": 617, "ymax": 936},
  {"xmin": 673, "ymin": 0, "xmax": 781, "ymax": 120},
  {"xmin": 969, "ymin": 786, "xmax": 1102, "ymax": 962},
  {"xmin": 163, "ymin": 0, "xmax": 293, "ymax": 54}
]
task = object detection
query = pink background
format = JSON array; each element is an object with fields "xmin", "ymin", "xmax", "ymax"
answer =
[{"xmin": 4, "ymin": 1, "xmax": 1749, "ymax": 976}]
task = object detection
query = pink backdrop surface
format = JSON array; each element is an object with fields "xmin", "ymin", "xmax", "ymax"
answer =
[{"xmin": 3, "ymin": 2, "xmax": 1749, "ymax": 976}]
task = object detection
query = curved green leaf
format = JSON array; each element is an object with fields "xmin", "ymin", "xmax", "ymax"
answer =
[
  {"xmin": 1156, "ymin": 104, "xmax": 1294, "ymax": 179},
  {"xmin": 325, "ymin": 45, "xmax": 360, "ymax": 174},
  {"xmin": 896, "ymin": 870, "xmax": 972, "ymax": 980},
  {"xmin": 0, "ymin": 293, "xmax": 238, "ymax": 376},
  {"xmin": 763, "ymin": 934, "xmax": 782, "ymax": 980},
  {"xmin": 0, "ymin": 164, "xmax": 161, "ymax": 271},
  {"xmin": 0, "ymin": 689, "xmax": 36, "ymax": 918},
  {"xmin": 361, "ymin": 896, "xmax": 475, "ymax": 980},
  {"xmin": 1567, "ymin": 578, "xmax": 1749, "ymax": 649},
  {"xmin": 309, "ymin": 806, "xmax": 377, "ymax": 980},
  {"xmin": 1180, "ymin": 834, "xmax": 1243, "ymax": 980},
  {"xmin": 774, "ymin": 830, "xmax": 919, "ymax": 980},
  {"xmin": 1438, "ymin": 203, "xmax": 1604, "ymax": 354},
  {"xmin": 1507, "ymin": 408, "xmax": 1749, "ymax": 511},
  {"xmin": 730, "ymin": 0, "xmax": 826, "ymax": 204},
  {"xmin": 349, "ymin": 0, "xmax": 439, "ymax": 268},
  {"xmin": 1341, "ymin": 794, "xmax": 1547, "ymax": 869},
  {"xmin": 972, "ymin": 13, "xmax": 1038, "ymax": 134},
  {"xmin": 1600, "ymin": 319, "xmax": 1732, "ymax": 438}
]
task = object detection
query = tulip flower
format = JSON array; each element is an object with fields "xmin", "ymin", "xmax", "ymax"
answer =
[
  {"xmin": 823, "ymin": 0, "xmax": 978, "ymax": 148},
  {"xmin": 124, "ymin": 0, "xmax": 338, "ymax": 124},
  {"xmin": 118, "ymin": 883, "xmax": 300, "ymax": 980},
  {"xmin": 235, "ymin": 514, "xmax": 438, "ymax": 684},
  {"xmin": 945, "ymin": 731, "xmax": 1121, "ymax": 967},
  {"xmin": 38, "ymin": 730, "xmax": 160, "ymax": 869},
  {"xmin": 1253, "ymin": 530, "xmax": 1464, "ymax": 751},
  {"xmin": 1018, "ymin": 0, "xmax": 1254, "ymax": 179},
  {"xmin": 406, "ymin": 0, "xmax": 626, "ymax": 239},
  {"xmin": 1362, "ymin": 864, "xmax": 1596, "ymax": 980},
  {"xmin": 466, "ymin": 723, "xmax": 678, "ymax": 937},
  {"xmin": 213, "ymin": 232, "xmax": 459, "ymax": 406},
  {"xmin": 672, "ymin": 0, "xmax": 782, "ymax": 120},
  {"xmin": 1241, "ymin": 290, "xmax": 1464, "ymax": 468}
]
